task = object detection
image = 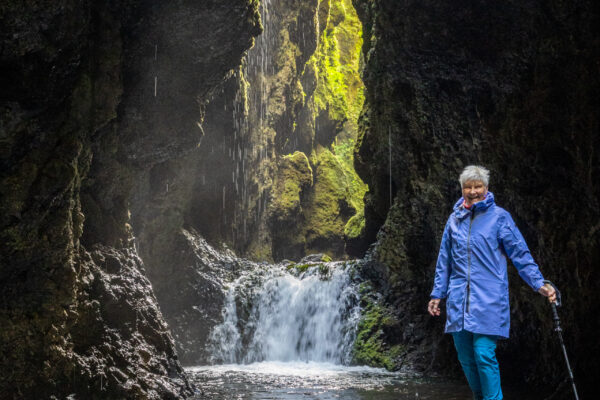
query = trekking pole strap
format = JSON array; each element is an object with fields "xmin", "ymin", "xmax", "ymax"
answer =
[{"xmin": 543, "ymin": 279, "xmax": 562, "ymax": 307}]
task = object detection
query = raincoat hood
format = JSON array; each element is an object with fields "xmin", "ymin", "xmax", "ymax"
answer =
[{"xmin": 453, "ymin": 192, "xmax": 495, "ymax": 219}]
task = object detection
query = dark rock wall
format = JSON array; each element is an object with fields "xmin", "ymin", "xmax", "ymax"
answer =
[
  {"xmin": 1, "ymin": 0, "xmax": 260, "ymax": 398},
  {"xmin": 353, "ymin": 0, "xmax": 599, "ymax": 397},
  {"xmin": 114, "ymin": 0, "xmax": 261, "ymax": 367}
]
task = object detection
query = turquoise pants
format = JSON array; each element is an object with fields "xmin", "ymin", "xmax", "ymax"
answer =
[{"xmin": 451, "ymin": 330, "xmax": 503, "ymax": 400}]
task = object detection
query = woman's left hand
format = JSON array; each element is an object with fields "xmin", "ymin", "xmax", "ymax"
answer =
[{"xmin": 538, "ymin": 283, "xmax": 557, "ymax": 303}]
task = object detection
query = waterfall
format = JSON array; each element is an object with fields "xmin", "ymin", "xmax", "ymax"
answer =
[
  {"xmin": 209, "ymin": 262, "xmax": 361, "ymax": 365},
  {"xmin": 226, "ymin": 0, "xmax": 275, "ymax": 249}
]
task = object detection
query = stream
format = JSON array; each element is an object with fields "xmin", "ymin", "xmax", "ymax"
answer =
[
  {"xmin": 184, "ymin": 261, "xmax": 534, "ymax": 399},
  {"xmin": 186, "ymin": 362, "xmax": 473, "ymax": 399}
]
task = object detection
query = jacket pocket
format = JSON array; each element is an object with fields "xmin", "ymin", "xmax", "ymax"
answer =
[
  {"xmin": 469, "ymin": 277, "xmax": 509, "ymax": 331},
  {"xmin": 446, "ymin": 281, "xmax": 467, "ymax": 328}
]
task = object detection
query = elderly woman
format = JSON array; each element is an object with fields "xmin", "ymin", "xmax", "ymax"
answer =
[{"xmin": 428, "ymin": 165, "xmax": 556, "ymax": 400}]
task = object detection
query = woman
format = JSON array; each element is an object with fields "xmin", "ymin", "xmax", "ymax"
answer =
[{"xmin": 428, "ymin": 165, "xmax": 556, "ymax": 400}]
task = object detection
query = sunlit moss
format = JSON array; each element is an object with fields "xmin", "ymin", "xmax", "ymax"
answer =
[
  {"xmin": 304, "ymin": 147, "xmax": 348, "ymax": 249},
  {"xmin": 269, "ymin": 0, "xmax": 368, "ymax": 259},
  {"xmin": 344, "ymin": 206, "xmax": 365, "ymax": 239},
  {"xmin": 270, "ymin": 151, "xmax": 313, "ymax": 220},
  {"xmin": 313, "ymin": 0, "xmax": 368, "ymax": 243},
  {"xmin": 311, "ymin": 0, "xmax": 364, "ymax": 125},
  {"xmin": 332, "ymin": 139, "xmax": 367, "ymax": 209},
  {"xmin": 297, "ymin": 263, "xmax": 316, "ymax": 272}
]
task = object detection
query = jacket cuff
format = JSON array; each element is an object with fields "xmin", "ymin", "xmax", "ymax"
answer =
[
  {"xmin": 532, "ymin": 279, "xmax": 545, "ymax": 291},
  {"xmin": 430, "ymin": 290, "xmax": 445, "ymax": 299}
]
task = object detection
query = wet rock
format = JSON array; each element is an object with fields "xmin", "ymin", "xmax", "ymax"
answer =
[
  {"xmin": 353, "ymin": 0, "xmax": 599, "ymax": 397},
  {"xmin": 0, "ymin": 0, "xmax": 261, "ymax": 397},
  {"xmin": 150, "ymin": 228, "xmax": 262, "ymax": 365},
  {"xmin": 269, "ymin": 146, "xmax": 364, "ymax": 261}
]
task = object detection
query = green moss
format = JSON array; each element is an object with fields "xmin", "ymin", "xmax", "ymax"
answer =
[
  {"xmin": 268, "ymin": 1, "xmax": 368, "ymax": 260},
  {"xmin": 276, "ymin": 34, "xmax": 301, "ymax": 71},
  {"xmin": 293, "ymin": 263, "xmax": 317, "ymax": 273},
  {"xmin": 321, "ymin": 254, "xmax": 332, "ymax": 262},
  {"xmin": 344, "ymin": 206, "xmax": 365, "ymax": 239},
  {"xmin": 318, "ymin": 263, "xmax": 330, "ymax": 277},
  {"xmin": 304, "ymin": 148, "xmax": 348, "ymax": 242},
  {"xmin": 332, "ymin": 138, "xmax": 368, "ymax": 210},
  {"xmin": 312, "ymin": 0, "xmax": 368, "ymax": 245},
  {"xmin": 313, "ymin": 29, "xmax": 347, "ymax": 122},
  {"xmin": 311, "ymin": 0, "xmax": 363, "ymax": 125},
  {"xmin": 270, "ymin": 151, "xmax": 313, "ymax": 221},
  {"xmin": 352, "ymin": 300, "xmax": 403, "ymax": 370}
]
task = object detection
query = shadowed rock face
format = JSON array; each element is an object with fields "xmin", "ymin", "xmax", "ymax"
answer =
[
  {"xmin": 0, "ymin": 0, "xmax": 260, "ymax": 398},
  {"xmin": 156, "ymin": 228, "xmax": 260, "ymax": 365},
  {"xmin": 353, "ymin": 0, "xmax": 599, "ymax": 397}
]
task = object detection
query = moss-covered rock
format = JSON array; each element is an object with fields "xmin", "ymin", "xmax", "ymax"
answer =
[
  {"xmin": 269, "ymin": 151, "xmax": 313, "ymax": 260},
  {"xmin": 271, "ymin": 152, "xmax": 314, "ymax": 220},
  {"xmin": 352, "ymin": 303, "xmax": 402, "ymax": 370},
  {"xmin": 303, "ymin": 147, "xmax": 355, "ymax": 256},
  {"xmin": 351, "ymin": 282, "xmax": 404, "ymax": 370},
  {"xmin": 269, "ymin": 145, "xmax": 365, "ymax": 261},
  {"xmin": 311, "ymin": 0, "xmax": 364, "ymax": 148}
]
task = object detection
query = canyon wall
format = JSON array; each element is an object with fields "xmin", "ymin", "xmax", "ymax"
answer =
[
  {"xmin": 353, "ymin": 0, "xmax": 599, "ymax": 398},
  {"xmin": 0, "ymin": 0, "xmax": 260, "ymax": 398}
]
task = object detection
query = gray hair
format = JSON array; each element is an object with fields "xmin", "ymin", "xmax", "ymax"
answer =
[{"xmin": 459, "ymin": 165, "xmax": 490, "ymax": 188}]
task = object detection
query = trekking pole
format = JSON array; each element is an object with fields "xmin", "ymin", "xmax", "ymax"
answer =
[{"xmin": 543, "ymin": 280, "xmax": 580, "ymax": 400}]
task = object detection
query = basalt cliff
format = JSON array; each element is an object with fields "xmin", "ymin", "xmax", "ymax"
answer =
[
  {"xmin": 352, "ymin": 0, "xmax": 598, "ymax": 398},
  {"xmin": 1, "ymin": 0, "xmax": 260, "ymax": 398}
]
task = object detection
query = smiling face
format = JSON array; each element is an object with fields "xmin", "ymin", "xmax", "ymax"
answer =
[{"xmin": 462, "ymin": 180, "xmax": 488, "ymax": 207}]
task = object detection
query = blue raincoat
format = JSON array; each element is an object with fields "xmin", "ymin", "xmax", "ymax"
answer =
[{"xmin": 430, "ymin": 192, "xmax": 545, "ymax": 338}]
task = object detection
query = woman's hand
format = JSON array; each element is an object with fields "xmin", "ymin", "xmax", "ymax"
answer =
[
  {"xmin": 428, "ymin": 299, "xmax": 441, "ymax": 316},
  {"xmin": 538, "ymin": 283, "xmax": 557, "ymax": 303}
]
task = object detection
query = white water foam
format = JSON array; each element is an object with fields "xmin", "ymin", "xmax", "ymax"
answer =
[
  {"xmin": 187, "ymin": 361, "xmax": 393, "ymax": 376},
  {"xmin": 208, "ymin": 262, "xmax": 361, "ymax": 365}
]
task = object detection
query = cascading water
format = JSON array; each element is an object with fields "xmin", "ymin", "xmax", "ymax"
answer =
[
  {"xmin": 185, "ymin": 256, "xmax": 534, "ymax": 400},
  {"xmin": 226, "ymin": 0, "xmax": 275, "ymax": 250},
  {"xmin": 209, "ymin": 262, "xmax": 361, "ymax": 365}
]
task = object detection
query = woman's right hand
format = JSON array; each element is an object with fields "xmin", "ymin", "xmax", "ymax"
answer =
[{"xmin": 428, "ymin": 299, "xmax": 441, "ymax": 316}]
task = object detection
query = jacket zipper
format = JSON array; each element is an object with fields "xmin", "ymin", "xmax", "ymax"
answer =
[{"xmin": 466, "ymin": 210, "xmax": 475, "ymax": 314}]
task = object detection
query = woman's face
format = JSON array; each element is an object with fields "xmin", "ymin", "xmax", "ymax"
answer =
[{"xmin": 462, "ymin": 180, "xmax": 488, "ymax": 206}]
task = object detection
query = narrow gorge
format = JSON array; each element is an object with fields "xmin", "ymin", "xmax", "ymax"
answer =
[{"xmin": 1, "ymin": 0, "xmax": 598, "ymax": 399}]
